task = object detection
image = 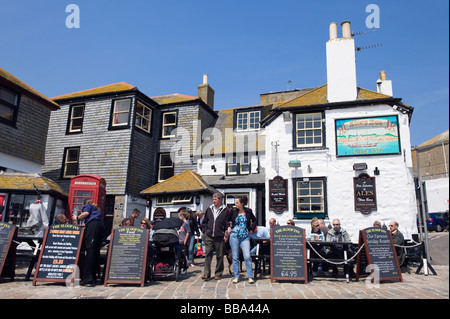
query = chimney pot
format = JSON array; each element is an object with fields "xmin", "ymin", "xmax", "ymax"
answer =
[
  {"xmin": 379, "ymin": 70, "xmax": 386, "ymax": 81},
  {"xmin": 341, "ymin": 21, "xmax": 352, "ymax": 38},
  {"xmin": 329, "ymin": 22, "xmax": 338, "ymax": 40},
  {"xmin": 203, "ymin": 74, "xmax": 208, "ymax": 85}
]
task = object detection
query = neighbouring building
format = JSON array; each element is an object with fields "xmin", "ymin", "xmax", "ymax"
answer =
[
  {"xmin": 412, "ymin": 130, "xmax": 449, "ymax": 213},
  {"xmin": 1, "ymin": 67, "xmax": 65, "ymax": 230},
  {"xmin": 42, "ymin": 82, "xmax": 160, "ymax": 229}
]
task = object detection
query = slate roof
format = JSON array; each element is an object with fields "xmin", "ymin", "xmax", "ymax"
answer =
[
  {"xmin": 52, "ymin": 82, "xmax": 137, "ymax": 101},
  {"xmin": 151, "ymin": 93, "xmax": 199, "ymax": 105},
  {"xmin": 0, "ymin": 67, "xmax": 59, "ymax": 110},
  {"xmin": 0, "ymin": 172, "xmax": 68, "ymax": 196},
  {"xmin": 140, "ymin": 169, "xmax": 217, "ymax": 195}
]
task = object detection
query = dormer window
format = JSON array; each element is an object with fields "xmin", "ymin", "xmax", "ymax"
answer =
[
  {"xmin": 236, "ymin": 110, "xmax": 261, "ymax": 132},
  {"xmin": 162, "ymin": 111, "xmax": 177, "ymax": 138},
  {"xmin": 0, "ymin": 86, "xmax": 20, "ymax": 126}
]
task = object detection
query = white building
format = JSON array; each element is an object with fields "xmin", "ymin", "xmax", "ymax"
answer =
[{"xmin": 262, "ymin": 21, "xmax": 417, "ymax": 241}]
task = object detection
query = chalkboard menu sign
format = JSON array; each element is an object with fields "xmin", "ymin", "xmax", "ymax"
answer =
[
  {"xmin": 270, "ymin": 225, "xmax": 307, "ymax": 283},
  {"xmin": 33, "ymin": 224, "xmax": 84, "ymax": 286},
  {"xmin": 356, "ymin": 227, "xmax": 402, "ymax": 283},
  {"xmin": 0, "ymin": 222, "xmax": 17, "ymax": 279},
  {"xmin": 269, "ymin": 176, "xmax": 288, "ymax": 214},
  {"xmin": 104, "ymin": 227, "xmax": 149, "ymax": 287}
]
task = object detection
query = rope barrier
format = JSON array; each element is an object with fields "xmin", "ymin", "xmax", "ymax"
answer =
[{"xmin": 306, "ymin": 241, "xmax": 365, "ymax": 265}]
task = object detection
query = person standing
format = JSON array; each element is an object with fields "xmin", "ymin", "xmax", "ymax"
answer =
[
  {"xmin": 200, "ymin": 192, "xmax": 230, "ymax": 280},
  {"xmin": 227, "ymin": 195, "xmax": 257, "ymax": 284},
  {"xmin": 72, "ymin": 199, "xmax": 106, "ymax": 286}
]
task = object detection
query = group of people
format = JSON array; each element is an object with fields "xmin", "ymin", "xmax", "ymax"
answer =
[
  {"xmin": 306, "ymin": 217, "xmax": 406, "ymax": 277},
  {"xmin": 68, "ymin": 193, "xmax": 408, "ymax": 286}
]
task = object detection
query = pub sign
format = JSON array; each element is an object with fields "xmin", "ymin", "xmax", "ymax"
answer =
[{"xmin": 353, "ymin": 173, "xmax": 377, "ymax": 214}]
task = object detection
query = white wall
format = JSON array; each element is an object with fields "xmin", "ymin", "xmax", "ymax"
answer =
[{"xmin": 265, "ymin": 105, "xmax": 418, "ymax": 241}]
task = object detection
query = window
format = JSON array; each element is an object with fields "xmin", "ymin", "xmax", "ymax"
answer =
[
  {"xmin": 226, "ymin": 155, "xmax": 250, "ymax": 175},
  {"xmin": 295, "ymin": 113, "xmax": 323, "ymax": 147},
  {"xmin": 67, "ymin": 104, "xmax": 84, "ymax": 133},
  {"xmin": 111, "ymin": 98, "xmax": 131, "ymax": 128},
  {"xmin": 135, "ymin": 100, "xmax": 152, "ymax": 133},
  {"xmin": 0, "ymin": 86, "xmax": 20, "ymax": 126},
  {"xmin": 158, "ymin": 153, "xmax": 174, "ymax": 182},
  {"xmin": 62, "ymin": 147, "xmax": 80, "ymax": 178},
  {"xmin": 225, "ymin": 193, "xmax": 250, "ymax": 209},
  {"xmin": 162, "ymin": 111, "xmax": 177, "ymax": 138},
  {"xmin": 236, "ymin": 110, "xmax": 260, "ymax": 131},
  {"xmin": 156, "ymin": 195, "xmax": 192, "ymax": 206},
  {"xmin": 295, "ymin": 178, "xmax": 326, "ymax": 219}
]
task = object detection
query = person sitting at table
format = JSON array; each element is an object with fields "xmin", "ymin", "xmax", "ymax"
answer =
[
  {"xmin": 325, "ymin": 218, "xmax": 352, "ymax": 278},
  {"xmin": 249, "ymin": 224, "xmax": 272, "ymax": 275},
  {"xmin": 389, "ymin": 221, "xmax": 405, "ymax": 268},
  {"xmin": 307, "ymin": 217, "xmax": 330, "ymax": 277}
]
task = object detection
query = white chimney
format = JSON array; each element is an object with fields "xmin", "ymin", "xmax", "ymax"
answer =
[
  {"xmin": 326, "ymin": 21, "xmax": 357, "ymax": 103},
  {"xmin": 376, "ymin": 70, "xmax": 393, "ymax": 96}
]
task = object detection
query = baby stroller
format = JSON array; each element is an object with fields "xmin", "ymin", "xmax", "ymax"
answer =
[{"xmin": 148, "ymin": 217, "xmax": 184, "ymax": 282}]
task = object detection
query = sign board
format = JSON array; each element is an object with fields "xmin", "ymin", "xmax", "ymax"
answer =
[
  {"xmin": 0, "ymin": 222, "xmax": 17, "ymax": 280},
  {"xmin": 104, "ymin": 226, "xmax": 149, "ymax": 287},
  {"xmin": 354, "ymin": 173, "xmax": 377, "ymax": 214},
  {"xmin": 356, "ymin": 227, "xmax": 402, "ymax": 282},
  {"xmin": 33, "ymin": 224, "xmax": 84, "ymax": 286},
  {"xmin": 269, "ymin": 176, "xmax": 288, "ymax": 214},
  {"xmin": 270, "ymin": 225, "xmax": 307, "ymax": 283}
]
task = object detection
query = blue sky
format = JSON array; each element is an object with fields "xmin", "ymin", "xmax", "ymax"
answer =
[{"xmin": 1, "ymin": 0, "xmax": 448, "ymax": 146}]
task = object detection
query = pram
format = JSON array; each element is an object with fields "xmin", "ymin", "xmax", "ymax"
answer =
[{"xmin": 148, "ymin": 217, "xmax": 184, "ymax": 282}]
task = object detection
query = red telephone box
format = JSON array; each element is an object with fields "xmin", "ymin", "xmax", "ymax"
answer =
[{"xmin": 68, "ymin": 174, "xmax": 106, "ymax": 223}]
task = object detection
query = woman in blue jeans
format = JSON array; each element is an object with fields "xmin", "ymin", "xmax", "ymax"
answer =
[{"xmin": 227, "ymin": 195, "xmax": 257, "ymax": 284}]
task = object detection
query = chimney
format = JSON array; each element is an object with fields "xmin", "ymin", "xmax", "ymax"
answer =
[
  {"xmin": 198, "ymin": 74, "xmax": 215, "ymax": 109},
  {"xmin": 326, "ymin": 21, "xmax": 357, "ymax": 103},
  {"xmin": 376, "ymin": 70, "xmax": 393, "ymax": 96}
]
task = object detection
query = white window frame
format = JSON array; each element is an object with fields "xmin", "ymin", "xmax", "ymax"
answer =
[
  {"xmin": 68, "ymin": 104, "xmax": 85, "ymax": 133},
  {"xmin": 237, "ymin": 110, "xmax": 260, "ymax": 132},
  {"xmin": 295, "ymin": 112, "xmax": 323, "ymax": 147},
  {"xmin": 162, "ymin": 111, "xmax": 177, "ymax": 138},
  {"xmin": 63, "ymin": 147, "xmax": 80, "ymax": 178},
  {"xmin": 112, "ymin": 98, "xmax": 131, "ymax": 127},
  {"xmin": 135, "ymin": 100, "xmax": 152, "ymax": 133},
  {"xmin": 158, "ymin": 153, "xmax": 174, "ymax": 182},
  {"xmin": 296, "ymin": 179, "xmax": 324, "ymax": 213}
]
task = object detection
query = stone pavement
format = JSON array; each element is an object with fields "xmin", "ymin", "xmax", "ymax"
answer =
[{"xmin": 0, "ymin": 257, "xmax": 448, "ymax": 301}]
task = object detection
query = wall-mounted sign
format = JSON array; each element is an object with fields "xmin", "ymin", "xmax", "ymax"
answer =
[
  {"xmin": 335, "ymin": 115, "xmax": 401, "ymax": 157},
  {"xmin": 269, "ymin": 176, "xmax": 288, "ymax": 214},
  {"xmin": 153, "ymin": 208, "xmax": 166, "ymax": 222},
  {"xmin": 354, "ymin": 173, "xmax": 377, "ymax": 214}
]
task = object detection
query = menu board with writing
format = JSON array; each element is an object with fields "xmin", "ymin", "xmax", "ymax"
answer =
[
  {"xmin": 270, "ymin": 225, "xmax": 307, "ymax": 283},
  {"xmin": 356, "ymin": 227, "xmax": 402, "ymax": 282},
  {"xmin": 104, "ymin": 227, "xmax": 149, "ymax": 287},
  {"xmin": 0, "ymin": 222, "xmax": 17, "ymax": 280},
  {"xmin": 269, "ymin": 176, "xmax": 288, "ymax": 214},
  {"xmin": 33, "ymin": 224, "xmax": 84, "ymax": 286}
]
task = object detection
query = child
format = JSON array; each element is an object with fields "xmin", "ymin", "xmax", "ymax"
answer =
[{"xmin": 178, "ymin": 209, "xmax": 191, "ymax": 274}]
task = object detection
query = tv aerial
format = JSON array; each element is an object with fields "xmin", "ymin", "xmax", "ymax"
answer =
[{"xmin": 352, "ymin": 29, "xmax": 382, "ymax": 51}]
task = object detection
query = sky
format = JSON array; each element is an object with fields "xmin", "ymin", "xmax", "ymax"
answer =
[{"xmin": 0, "ymin": 0, "xmax": 448, "ymax": 146}]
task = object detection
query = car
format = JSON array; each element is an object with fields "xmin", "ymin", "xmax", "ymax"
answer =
[{"xmin": 427, "ymin": 212, "xmax": 449, "ymax": 232}]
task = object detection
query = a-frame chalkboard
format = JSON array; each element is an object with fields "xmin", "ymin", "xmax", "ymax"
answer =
[
  {"xmin": 104, "ymin": 227, "xmax": 149, "ymax": 287},
  {"xmin": 356, "ymin": 227, "xmax": 402, "ymax": 283},
  {"xmin": 270, "ymin": 225, "xmax": 308, "ymax": 283},
  {"xmin": 33, "ymin": 224, "xmax": 84, "ymax": 286},
  {"xmin": 0, "ymin": 222, "xmax": 17, "ymax": 280}
]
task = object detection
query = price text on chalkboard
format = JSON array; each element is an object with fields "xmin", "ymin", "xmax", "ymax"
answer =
[
  {"xmin": 33, "ymin": 224, "xmax": 84, "ymax": 286},
  {"xmin": 356, "ymin": 227, "xmax": 402, "ymax": 282},
  {"xmin": 0, "ymin": 222, "xmax": 17, "ymax": 279},
  {"xmin": 270, "ymin": 225, "xmax": 307, "ymax": 283},
  {"xmin": 104, "ymin": 227, "xmax": 149, "ymax": 287}
]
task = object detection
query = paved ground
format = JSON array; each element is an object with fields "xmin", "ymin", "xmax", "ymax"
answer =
[{"xmin": 0, "ymin": 257, "xmax": 448, "ymax": 301}]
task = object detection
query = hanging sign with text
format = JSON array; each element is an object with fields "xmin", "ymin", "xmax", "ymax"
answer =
[
  {"xmin": 269, "ymin": 176, "xmax": 288, "ymax": 214},
  {"xmin": 354, "ymin": 173, "xmax": 377, "ymax": 214}
]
